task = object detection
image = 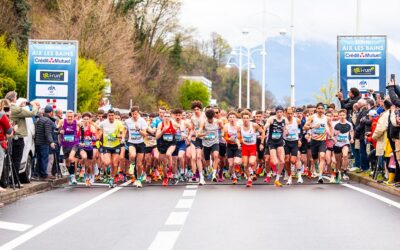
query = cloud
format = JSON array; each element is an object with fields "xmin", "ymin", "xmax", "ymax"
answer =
[{"xmin": 180, "ymin": 0, "xmax": 400, "ymax": 48}]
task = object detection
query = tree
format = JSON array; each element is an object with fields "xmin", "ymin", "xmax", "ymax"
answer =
[
  {"xmin": 314, "ymin": 78, "xmax": 338, "ymax": 104},
  {"xmin": 178, "ymin": 80, "xmax": 210, "ymax": 110},
  {"xmin": 77, "ymin": 58, "xmax": 107, "ymax": 112},
  {"xmin": 0, "ymin": 35, "xmax": 27, "ymax": 97}
]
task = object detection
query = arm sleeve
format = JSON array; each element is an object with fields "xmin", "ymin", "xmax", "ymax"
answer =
[
  {"xmin": 12, "ymin": 106, "xmax": 39, "ymax": 118},
  {"xmin": 0, "ymin": 115, "xmax": 12, "ymax": 134}
]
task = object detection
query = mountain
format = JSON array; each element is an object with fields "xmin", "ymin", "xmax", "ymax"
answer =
[{"xmin": 243, "ymin": 37, "xmax": 400, "ymax": 106}]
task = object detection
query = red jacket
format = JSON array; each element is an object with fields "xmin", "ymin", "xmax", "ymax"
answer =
[
  {"xmin": 0, "ymin": 112, "xmax": 12, "ymax": 143},
  {"xmin": 367, "ymin": 116, "xmax": 379, "ymax": 148}
]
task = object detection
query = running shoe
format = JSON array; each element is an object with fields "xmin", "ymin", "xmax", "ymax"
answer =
[
  {"xmin": 118, "ymin": 173, "xmax": 125, "ymax": 183},
  {"xmin": 167, "ymin": 171, "xmax": 173, "ymax": 179},
  {"xmin": 114, "ymin": 176, "xmax": 119, "ymax": 185},
  {"xmin": 264, "ymin": 176, "xmax": 271, "ymax": 183},
  {"xmin": 171, "ymin": 178, "xmax": 179, "ymax": 185},
  {"xmin": 217, "ymin": 176, "xmax": 224, "ymax": 182},
  {"xmin": 318, "ymin": 177, "xmax": 324, "ymax": 184},
  {"xmin": 108, "ymin": 178, "xmax": 115, "ymax": 188},
  {"xmin": 162, "ymin": 177, "xmax": 168, "ymax": 187},
  {"xmin": 286, "ymin": 176, "xmax": 292, "ymax": 185},
  {"xmin": 246, "ymin": 179, "xmax": 253, "ymax": 187},
  {"xmin": 131, "ymin": 175, "xmax": 136, "ymax": 183},
  {"xmin": 136, "ymin": 180, "xmax": 143, "ymax": 188},
  {"xmin": 85, "ymin": 178, "xmax": 91, "ymax": 187},
  {"xmin": 256, "ymin": 166, "xmax": 262, "ymax": 176},
  {"xmin": 69, "ymin": 174, "xmax": 75, "ymax": 185},
  {"xmin": 342, "ymin": 174, "xmax": 349, "ymax": 181},
  {"xmin": 199, "ymin": 176, "xmax": 206, "ymax": 185},
  {"xmin": 191, "ymin": 176, "xmax": 197, "ymax": 182},
  {"xmin": 336, "ymin": 172, "xmax": 342, "ymax": 184},
  {"xmin": 274, "ymin": 180, "xmax": 283, "ymax": 187},
  {"xmin": 259, "ymin": 169, "xmax": 266, "ymax": 177},
  {"xmin": 79, "ymin": 168, "xmax": 85, "ymax": 178},
  {"xmin": 329, "ymin": 175, "xmax": 336, "ymax": 183},
  {"xmin": 212, "ymin": 172, "xmax": 217, "ymax": 182},
  {"xmin": 128, "ymin": 163, "xmax": 135, "ymax": 175},
  {"xmin": 133, "ymin": 180, "xmax": 138, "ymax": 187},
  {"xmin": 297, "ymin": 175, "xmax": 303, "ymax": 184},
  {"xmin": 232, "ymin": 177, "xmax": 238, "ymax": 184},
  {"xmin": 146, "ymin": 176, "xmax": 152, "ymax": 183}
]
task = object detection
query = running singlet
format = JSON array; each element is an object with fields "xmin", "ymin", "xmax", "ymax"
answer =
[
  {"xmin": 225, "ymin": 124, "xmax": 238, "ymax": 144},
  {"xmin": 144, "ymin": 121, "xmax": 157, "ymax": 147},
  {"xmin": 79, "ymin": 125, "xmax": 96, "ymax": 150},
  {"xmin": 310, "ymin": 114, "xmax": 328, "ymax": 141},
  {"xmin": 191, "ymin": 114, "xmax": 203, "ymax": 138},
  {"xmin": 175, "ymin": 122, "xmax": 188, "ymax": 142},
  {"xmin": 100, "ymin": 120, "xmax": 124, "ymax": 148},
  {"xmin": 125, "ymin": 117, "xmax": 147, "ymax": 144},
  {"xmin": 334, "ymin": 121, "xmax": 353, "ymax": 147},
  {"xmin": 268, "ymin": 118, "xmax": 285, "ymax": 142},
  {"xmin": 284, "ymin": 118, "xmax": 300, "ymax": 141},
  {"xmin": 202, "ymin": 119, "xmax": 219, "ymax": 147},
  {"xmin": 241, "ymin": 123, "xmax": 257, "ymax": 145},
  {"xmin": 161, "ymin": 122, "xmax": 176, "ymax": 142},
  {"xmin": 61, "ymin": 120, "xmax": 79, "ymax": 148}
]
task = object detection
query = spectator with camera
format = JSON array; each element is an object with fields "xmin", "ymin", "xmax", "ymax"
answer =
[
  {"xmin": 5, "ymin": 91, "xmax": 40, "ymax": 184},
  {"xmin": 337, "ymin": 87, "xmax": 361, "ymax": 118}
]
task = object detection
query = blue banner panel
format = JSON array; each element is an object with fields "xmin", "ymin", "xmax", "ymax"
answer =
[
  {"xmin": 28, "ymin": 40, "xmax": 78, "ymax": 112},
  {"xmin": 338, "ymin": 36, "xmax": 386, "ymax": 97}
]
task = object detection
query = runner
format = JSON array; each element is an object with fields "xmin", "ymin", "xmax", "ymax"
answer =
[
  {"xmin": 238, "ymin": 110, "xmax": 265, "ymax": 187},
  {"xmin": 283, "ymin": 107, "xmax": 302, "ymax": 185},
  {"xmin": 325, "ymin": 111, "xmax": 337, "ymax": 182},
  {"xmin": 97, "ymin": 109, "xmax": 125, "ymax": 188},
  {"xmin": 303, "ymin": 103, "xmax": 333, "ymax": 184},
  {"xmin": 254, "ymin": 110, "xmax": 266, "ymax": 177},
  {"xmin": 190, "ymin": 101, "xmax": 205, "ymax": 183},
  {"xmin": 58, "ymin": 110, "xmax": 80, "ymax": 185},
  {"xmin": 224, "ymin": 111, "xmax": 242, "ymax": 184},
  {"xmin": 123, "ymin": 106, "xmax": 148, "ymax": 188},
  {"xmin": 144, "ymin": 113, "xmax": 158, "ymax": 183},
  {"xmin": 78, "ymin": 112, "xmax": 97, "ymax": 186},
  {"xmin": 156, "ymin": 110, "xmax": 179, "ymax": 186},
  {"xmin": 198, "ymin": 109, "xmax": 224, "ymax": 184},
  {"xmin": 214, "ymin": 106, "xmax": 227, "ymax": 182},
  {"xmin": 172, "ymin": 108, "xmax": 192, "ymax": 182},
  {"xmin": 264, "ymin": 106, "xmax": 287, "ymax": 187},
  {"xmin": 333, "ymin": 109, "xmax": 354, "ymax": 183}
]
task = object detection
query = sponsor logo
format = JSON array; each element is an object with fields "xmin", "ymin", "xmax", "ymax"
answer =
[
  {"xmin": 347, "ymin": 65, "xmax": 379, "ymax": 77},
  {"xmin": 347, "ymin": 79, "xmax": 379, "ymax": 91},
  {"xmin": 40, "ymin": 71, "xmax": 65, "ymax": 81},
  {"xmin": 34, "ymin": 57, "xmax": 71, "ymax": 65},
  {"xmin": 35, "ymin": 84, "xmax": 68, "ymax": 98},
  {"xmin": 36, "ymin": 70, "xmax": 68, "ymax": 83},
  {"xmin": 344, "ymin": 52, "xmax": 381, "ymax": 59},
  {"xmin": 48, "ymin": 85, "xmax": 56, "ymax": 95}
]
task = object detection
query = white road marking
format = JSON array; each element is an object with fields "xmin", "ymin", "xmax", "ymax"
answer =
[
  {"xmin": 182, "ymin": 189, "xmax": 197, "ymax": 197},
  {"xmin": 0, "ymin": 181, "xmax": 131, "ymax": 250},
  {"xmin": 175, "ymin": 199, "xmax": 194, "ymax": 209},
  {"xmin": 148, "ymin": 231, "xmax": 180, "ymax": 250},
  {"xmin": 342, "ymin": 183, "xmax": 400, "ymax": 209},
  {"xmin": 321, "ymin": 176, "xmax": 400, "ymax": 209},
  {"xmin": 185, "ymin": 185, "xmax": 198, "ymax": 189},
  {"xmin": 0, "ymin": 221, "xmax": 32, "ymax": 232},
  {"xmin": 165, "ymin": 211, "xmax": 189, "ymax": 225}
]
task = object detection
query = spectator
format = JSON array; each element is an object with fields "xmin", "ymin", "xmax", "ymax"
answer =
[
  {"xmin": 354, "ymin": 98, "xmax": 371, "ymax": 172},
  {"xmin": 5, "ymin": 91, "xmax": 40, "ymax": 181},
  {"xmin": 34, "ymin": 105, "xmax": 56, "ymax": 180},
  {"xmin": 55, "ymin": 109, "xmax": 63, "ymax": 124},
  {"xmin": 0, "ymin": 99, "xmax": 13, "ymax": 192},
  {"xmin": 387, "ymin": 79, "xmax": 400, "ymax": 182},
  {"xmin": 337, "ymin": 87, "xmax": 361, "ymax": 118}
]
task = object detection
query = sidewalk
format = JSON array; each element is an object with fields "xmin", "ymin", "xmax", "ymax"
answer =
[
  {"xmin": 0, "ymin": 177, "xmax": 68, "ymax": 205},
  {"xmin": 348, "ymin": 172, "xmax": 400, "ymax": 197}
]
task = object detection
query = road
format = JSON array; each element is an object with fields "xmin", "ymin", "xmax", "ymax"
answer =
[{"xmin": 0, "ymin": 179, "xmax": 400, "ymax": 250}]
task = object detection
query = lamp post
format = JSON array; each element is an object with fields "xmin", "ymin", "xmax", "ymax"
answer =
[{"xmin": 290, "ymin": 0, "xmax": 295, "ymax": 107}]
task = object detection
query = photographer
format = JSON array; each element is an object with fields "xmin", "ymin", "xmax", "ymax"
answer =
[
  {"xmin": 5, "ymin": 91, "xmax": 40, "ymax": 183},
  {"xmin": 337, "ymin": 87, "xmax": 361, "ymax": 118},
  {"xmin": 0, "ymin": 99, "xmax": 13, "ymax": 193}
]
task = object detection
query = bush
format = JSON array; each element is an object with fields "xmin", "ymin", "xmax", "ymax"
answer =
[{"xmin": 178, "ymin": 80, "xmax": 210, "ymax": 110}]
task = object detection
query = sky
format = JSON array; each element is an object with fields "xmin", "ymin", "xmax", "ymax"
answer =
[{"xmin": 180, "ymin": 0, "xmax": 400, "ymax": 61}]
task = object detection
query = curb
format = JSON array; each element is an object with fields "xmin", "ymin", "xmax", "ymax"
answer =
[
  {"xmin": 0, "ymin": 177, "xmax": 68, "ymax": 204},
  {"xmin": 348, "ymin": 172, "xmax": 400, "ymax": 197}
]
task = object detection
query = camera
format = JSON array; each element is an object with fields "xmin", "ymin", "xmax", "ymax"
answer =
[{"xmin": 25, "ymin": 101, "xmax": 31, "ymax": 106}]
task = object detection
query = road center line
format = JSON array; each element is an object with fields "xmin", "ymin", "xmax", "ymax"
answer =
[
  {"xmin": 175, "ymin": 198, "xmax": 194, "ymax": 209},
  {"xmin": 148, "ymin": 231, "xmax": 181, "ymax": 250},
  {"xmin": 0, "ymin": 181, "xmax": 131, "ymax": 250},
  {"xmin": 182, "ymin": 189, "xmax": 197, "ymax": 197},
  {"xmin": 165, "ymin": 211, "xmax": 189, "ymax": 225},
  {"xmin": 0, "ymin": 221, "xmax": 32, "ymax": 232}
]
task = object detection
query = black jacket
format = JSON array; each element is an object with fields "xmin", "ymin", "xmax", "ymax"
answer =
[
  {"xmin": 341, "ymin": 95, "xmax": 361, "ymax": 116},
  {"xmin": 355, "ymin": 107, "xmax": 369, "ymax": 139},
  {"xmin": 388, "ymin": 85, "xmax": 400, "ymax": 108},
  {"xmin": 35, "ymin": 114, "xmax": 55, "ymax": 145}
]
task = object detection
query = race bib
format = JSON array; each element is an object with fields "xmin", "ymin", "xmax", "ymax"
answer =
[
  {"xmin": 316, "ymin": 127, "xmax": 325, "ymax": 135},
  {"xmin": 205, "ymin": 132, "xmax": 216, "ymax": 140},
  {"xmin": 175, "ymin": 133, "xmax": 182, "ymax": 141},
  {"xmin": 338, "ymin": 134, "xmax": 347, "ymax": 142},
  {"xmin": 107, "ymin": 134, "xmax": 116, "ymax": 142},
  {"xmin": 271, "ymin": 132, "xmax": 282, "ymax": 140},
  {"xmin": 243, "ymin": 135, "xmax": 253, "ymax": 143},
  {"xmin": 64, "ymin": 135, "xmax": 75, "ymax": 142},
  {"xmin": 84, "ymin": 139, "xmax": 91, "ymax": 147},
  {"xmin": 163, "ymin": 134, "xmax": 173, "ymax": 142},
  {"xmin": 130, "ymin": 131, "xmax": 141, "ymax": 140},
  {"xmin": 287, "ymin": 133, "xmax": 297, "ymax": 140}
]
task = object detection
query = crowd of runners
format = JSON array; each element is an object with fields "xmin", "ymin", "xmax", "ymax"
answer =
[{"xmin": 55, "ymin": 100, "xmax": 358, "ymax": 188}]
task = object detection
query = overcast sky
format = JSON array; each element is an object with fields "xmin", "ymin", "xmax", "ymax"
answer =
[{"xmin": 180, "ymin": 0, "xmax": 400, "ymax": 60}]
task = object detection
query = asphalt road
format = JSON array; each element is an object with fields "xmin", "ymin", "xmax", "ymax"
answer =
[{"xmin": 0, "ymin": 179, "xmax": 400, "ymax": 250}]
